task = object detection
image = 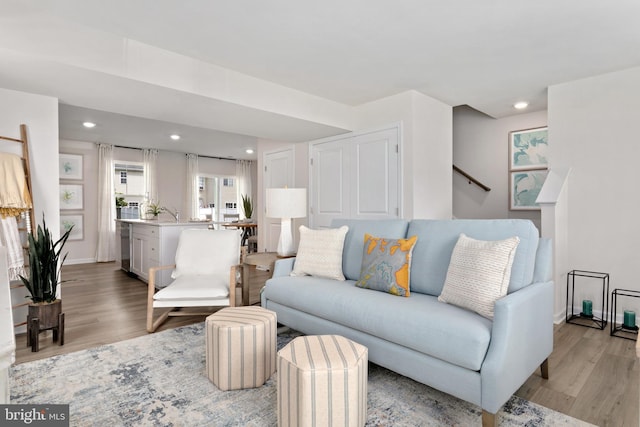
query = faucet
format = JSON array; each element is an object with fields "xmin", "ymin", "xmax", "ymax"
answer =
[{"xmin": 165, "ymin": 207, "xmax": 180, "ymax": 223}]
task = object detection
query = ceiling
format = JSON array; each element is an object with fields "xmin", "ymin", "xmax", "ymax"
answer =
[{"xmin": 2, "ymin": 1, "xmax": 640, "ymax": 159}]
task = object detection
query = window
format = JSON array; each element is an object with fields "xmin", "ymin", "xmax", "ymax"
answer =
[
  {"xmin": 197, "ymin": 174, "xmax": 237, "ymax": 222},
  {"xmin": 114, "ymin": 162, "xmax": 144, "ymax": 208}
]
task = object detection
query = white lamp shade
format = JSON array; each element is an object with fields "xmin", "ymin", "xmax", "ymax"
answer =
[{"xmin": 266, "ymin": 188, "xmax": 307, "ymax": 219}]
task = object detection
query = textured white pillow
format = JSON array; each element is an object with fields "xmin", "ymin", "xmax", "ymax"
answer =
[
  {"xmin": 438, "ymin": 233, "xmax": 520, "ymax": 319},
  {"xmin": 291, "ymin": 225, "xmax": 349, "ymax": 280}
]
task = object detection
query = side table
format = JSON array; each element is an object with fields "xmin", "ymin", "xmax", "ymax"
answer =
[{"xmin": 243, "ymin": 252, "xmax": 292, "ymax": 306}]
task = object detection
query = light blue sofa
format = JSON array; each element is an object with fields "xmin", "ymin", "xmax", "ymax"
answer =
[{"xmin": 261, "ymin": 219, "xmax": 553, "ymax": 426}]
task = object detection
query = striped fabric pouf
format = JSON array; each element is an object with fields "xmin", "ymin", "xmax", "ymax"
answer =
[
  {"xmin": 277, "ymin": 335, "xmax": 368, "ymax": 427},
  {"xmin": 205, "ymin": 306, "xmax": 277, "ymax": 391}
]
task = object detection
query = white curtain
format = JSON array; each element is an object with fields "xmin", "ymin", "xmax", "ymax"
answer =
[
  {"xmin": 96, "ymin": 144, "xmax": 116, "ymax": 262},
  {"xmin": 143, "ymin": 148, "xmax": 158, "ymax": 203},
  {"xmin": 236, "ymin": 160, "xmax": 253, "ymax": 219},
  {"xmin": 186, "ymin": 154, "xmax": 199, "ymax": 220}
]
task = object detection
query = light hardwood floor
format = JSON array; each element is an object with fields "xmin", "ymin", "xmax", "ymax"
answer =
[{"xmin": 14, "ymin": 262, "xmax": 638, "ymax": 426}]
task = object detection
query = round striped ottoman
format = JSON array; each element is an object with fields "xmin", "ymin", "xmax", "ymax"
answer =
[
  {"xmin": 277, "ymin": 335, "xmax": 368, "ymax": 427},
  {"xmin": 205, "ymin": 306, "xmax": 277, "ymax": 391}
]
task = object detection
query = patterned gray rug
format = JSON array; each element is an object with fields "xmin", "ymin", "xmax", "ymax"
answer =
[{"xmin": 10, "ymin": 323, "xmax": 592, "ymax": 426}]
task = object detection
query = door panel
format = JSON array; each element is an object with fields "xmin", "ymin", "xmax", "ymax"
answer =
[
  {"xmin": 264, "ymin": 148, "xmax": 295, "ymax": 252},
  {"xmin": 353, "ymin": 129, "xmax": 398, "ymax": 217},
  {"xmin": 311, "ymin": 140, "xmax": 349, "ymax": 228}
]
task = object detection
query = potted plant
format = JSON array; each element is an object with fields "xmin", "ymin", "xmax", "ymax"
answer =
[
  {"xmin": 115, "ymin": 195, "xmax": 128, "ymax": 219},
  {"xmin": 146, "ymin": 202, "xmax": 165, "ymax": 218},
  {"xmin": 241, "ymin": 194, "xmax": 253, "ymax": 222},
  {"xmin": 19, "ymin": 215, "xmax": 73, "ymax": 350}
]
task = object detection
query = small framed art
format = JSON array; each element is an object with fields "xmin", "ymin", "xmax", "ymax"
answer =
[
  {"xmin": 509, "ymin": 170, "xmax": 548, "ymax": 210},
  {"xmin": 59, "ymin": 153, "xmax": 83, "ymax": 180},
  {"xmin": 59, "ymin": 184, "xmax": 83, "ymax": 210},
  {"xmin": 509, "ymin": 127, "xmax": 548, "ymax": 170},
  {"xmin": 60, "ymin": 214, "xmax": 84, "ymax": 241}
]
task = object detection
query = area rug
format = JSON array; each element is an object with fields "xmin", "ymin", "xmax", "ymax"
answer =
[{"xmin": 10, "ymin": 323, "xmax": 593, "ymax": 426}]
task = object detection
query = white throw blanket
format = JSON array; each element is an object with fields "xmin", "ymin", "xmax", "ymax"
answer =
[{"xmin": 0, "ymin": 216, "xmax": 26, "ymax": 281}]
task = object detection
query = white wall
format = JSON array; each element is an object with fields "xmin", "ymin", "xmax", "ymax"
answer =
[
  {"xmin": 452, "ymin": 106, "xmax": 547, "ymax": 230},
  {"xmin": 549, "ymin": 66, "xmax": 640, "ymax": 320},
  {"xmin": 59, "ymin": 140, "xmax": 98, "ymax": 264},
  {"xmin": 0, "ymin": 87, "xmax": 59, "ymax": 333}
]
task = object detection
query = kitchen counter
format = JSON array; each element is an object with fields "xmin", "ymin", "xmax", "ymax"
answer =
[{"xmin": 117, "ymin": 220, "xmax": 214, "ymax": 287}]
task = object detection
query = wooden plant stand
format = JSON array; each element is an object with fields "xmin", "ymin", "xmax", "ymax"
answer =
[{"xmin": 26, "ymin": 300, "xmax": 65, "ymax": 352}]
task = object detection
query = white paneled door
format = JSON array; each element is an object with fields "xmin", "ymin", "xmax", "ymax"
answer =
[
  {"xmin": 263, "ymin": 148, "xmax": 295, "ymax": 252},
  {"xmin": 310, "ymin": 125, "xmax": 400, "ymax": 228}
]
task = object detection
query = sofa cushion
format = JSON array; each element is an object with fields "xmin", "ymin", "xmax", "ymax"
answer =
[
  {"xmin": 331, "ymin": 219, "xmax": 410, "ymax": 281},
  {"xmin": 438, "ymin": 233, "xmax": 520, "ymax": 319},
  {"xmin": 263, "ymin": 275, "xmax": 492, "ymax": 371},
  {"xmin": 291, "ymin": 225, "xmax": 349, "ymax": 280},
  {"xmin": 407, "ymin": 219, "xmax": 539, "ymax": 296},
  {"xmin": 355, "ymin": 233, "xmax": 418, "ymax": 297}
]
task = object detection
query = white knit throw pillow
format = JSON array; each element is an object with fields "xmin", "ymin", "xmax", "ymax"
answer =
[
  {"xmin": 291, "ymin": 225, "xmax": 349, "ymax": 281},
  {"xmin": 438, "ymin": 233, "xmax": 520, "ymax": 319}
]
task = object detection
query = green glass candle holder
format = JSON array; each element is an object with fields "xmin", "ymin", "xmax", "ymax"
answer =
[{"xmin": 581, "ymin": 299, "xmax": 593, "ymax": 318}]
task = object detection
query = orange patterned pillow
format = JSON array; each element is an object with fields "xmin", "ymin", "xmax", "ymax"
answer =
[{"xmin": 355, "ymin": 233, "xmax": 418, "ymax": 297}]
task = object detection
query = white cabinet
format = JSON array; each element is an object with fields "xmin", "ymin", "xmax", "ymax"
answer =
[{"xmin": 120, "ymin": 221, "xmax": 211, "ymax": 288}]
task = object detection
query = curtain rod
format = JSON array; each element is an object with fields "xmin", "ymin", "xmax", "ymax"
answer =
[{"xmin": 106, "ymin": 143, "xmax": 241, "ymax": 162}]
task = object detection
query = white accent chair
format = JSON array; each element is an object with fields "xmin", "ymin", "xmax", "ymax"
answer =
[{"xmin": 146, "ymin": 229, "xmax": 241, "ymax": 333}]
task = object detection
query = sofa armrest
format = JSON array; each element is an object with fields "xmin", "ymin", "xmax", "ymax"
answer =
[
  {"xmin": 272, "ymin": 257, "xmax": 296, "ymax": 278},
  {"xmin": 480, "ymin": 280, "xmax": 554, "ymax": 413}
]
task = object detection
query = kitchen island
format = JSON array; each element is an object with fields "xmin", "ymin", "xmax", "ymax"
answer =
[{"xmin": 117, "ymin": 219, "xmax": 214, "ymax": 287}]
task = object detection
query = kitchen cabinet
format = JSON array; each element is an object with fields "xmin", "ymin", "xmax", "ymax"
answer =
[{"xmin": 117, "ymin": 220, "xmax": 212, "ymax": 287}]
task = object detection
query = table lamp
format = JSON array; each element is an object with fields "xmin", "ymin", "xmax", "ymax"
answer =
[{"xmin": 266, "ymin": 188, "xmax": 307, "ymax": 256}]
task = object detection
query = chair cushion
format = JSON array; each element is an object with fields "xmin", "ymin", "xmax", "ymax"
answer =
[
  {"xmin": 264, "ymin": 276, "xmax": 492, "ymax": 371},
  {"xmin": 172, "ymin": 229, "xmax": 240, "ymax": 279},
  {"xmin": 291, "ymin": 226, "xmax": 349, "ymax": 280},
  {"xmin": 154, "ymin": 275, "xmax": 228, "ymax": 301}
]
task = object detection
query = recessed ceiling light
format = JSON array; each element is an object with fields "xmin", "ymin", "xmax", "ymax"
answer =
[
  {"xmin": 170, "ymin": 134, "xmax": 180, "ymax": 141},
  {"xmin": 514, "ymin": 102, "xmax": 529, "ymax": 110},
  {"xmin": 82, "ymin": 121, "xmax": 96, "ymax": 128},
  {"xmin": 245, "ymin": 148, "xmax": 254, "ymax": 154}
]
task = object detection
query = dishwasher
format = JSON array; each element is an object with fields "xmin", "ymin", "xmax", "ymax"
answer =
[{"xmin": 120, "ymin": 222, "xmax": 131, "ymax": 272}]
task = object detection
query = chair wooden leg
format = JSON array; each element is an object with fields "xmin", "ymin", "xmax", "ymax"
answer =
[
  {"xmin": 149, "ymin": 309, "xmax": 171, "ymax": 333},
  {"xmin": 540, "ymin": 358, "xmax": 549, "ymax": 379},
  {"xmin": 482, "ymin": 410, "xmax": 497, "ymax": 427}
]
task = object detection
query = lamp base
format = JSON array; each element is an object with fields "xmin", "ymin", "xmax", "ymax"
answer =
[{"xmin": 277, "ymin": 218, "xmax": 296, "ymax": 257}]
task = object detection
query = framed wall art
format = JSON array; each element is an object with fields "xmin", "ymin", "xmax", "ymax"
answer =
[
  {"xmin": 509, "ymin": 170, "xmax": 548, "ymax": 210},
  {"xmin": 59, "ymin": 153, "xmax": 83, "ymax": 180},
  {"xmin": 59, "ymin": 184, "xmax": 84, "ymax": 210},
  {"xmin": 509, "ymin": 127, "xmax": 548, "ymax": 170},
  {"xmin": 60, "ymin": 214, "xmax": 84, "ymax": 241}
]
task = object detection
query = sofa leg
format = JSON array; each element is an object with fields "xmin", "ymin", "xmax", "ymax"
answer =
[
  {"xmin": 540, "ymin": 358, "xmax": 549, "ymax": 379},
  {"xmin": 482, "ymin": 410, "xmax": 497, "ymax": 427}
]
